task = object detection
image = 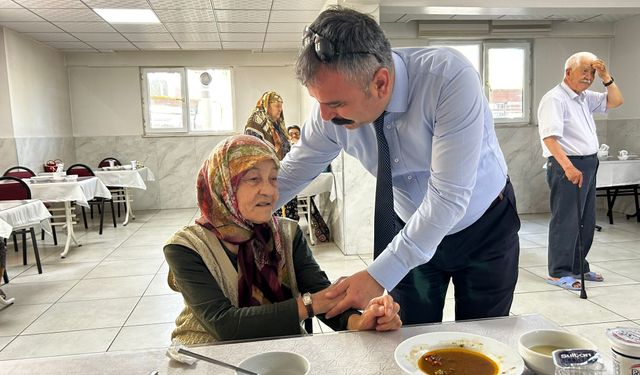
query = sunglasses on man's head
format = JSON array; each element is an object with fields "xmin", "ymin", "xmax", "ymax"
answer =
[{"xmin": 302, "ymin": 26, "xmax": 378, "ymax": 63}]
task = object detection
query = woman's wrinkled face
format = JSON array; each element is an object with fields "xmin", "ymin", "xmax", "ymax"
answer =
[
  {"xmin": 267, "ymin": 101, "xmax": 283, "ymax": 121},
  {"xmin": 236, "ymin": 160, "xmax": 279, "ymax": 224}
]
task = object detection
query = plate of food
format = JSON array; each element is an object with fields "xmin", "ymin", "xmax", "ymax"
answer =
[{"xmin": 394, "ymin": 331, "xmax": 524, "ymax": 375}]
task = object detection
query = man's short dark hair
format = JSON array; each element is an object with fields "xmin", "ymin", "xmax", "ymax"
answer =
[{"xmin": 287, "ymin": 125, "xmax": 301, "ymax": 132}]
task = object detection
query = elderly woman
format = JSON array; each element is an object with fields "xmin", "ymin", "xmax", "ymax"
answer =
[
  {"xmin": 245, "ymin": 91, "xmax": 299, "ymax": 221},
  {"xmin": 164, "ymin": 135, "xmax": 400, "ymax": 345}
]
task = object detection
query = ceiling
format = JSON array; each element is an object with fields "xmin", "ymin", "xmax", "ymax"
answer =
[{"xmin": 0, "ymin": 0, "xmax": 640, "ymax": 53}]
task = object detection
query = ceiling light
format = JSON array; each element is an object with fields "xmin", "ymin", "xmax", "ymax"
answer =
[{"xmin": 94, "ymin": 9, "xmax": 160, "ymax": 24}]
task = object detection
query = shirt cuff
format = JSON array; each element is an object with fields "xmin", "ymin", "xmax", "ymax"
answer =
[{"xmin": 367, "ymin": 249, "xmax": 411, "ymax": 291}]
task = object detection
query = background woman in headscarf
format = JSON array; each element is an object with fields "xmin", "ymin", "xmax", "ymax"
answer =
[
  {"xmin": 164, "ymin": 135, "xmax": 401, "ymax": 345},
  {"xmin": 244, "ymin": 91, "xmax": 299, "ymax": 221}
]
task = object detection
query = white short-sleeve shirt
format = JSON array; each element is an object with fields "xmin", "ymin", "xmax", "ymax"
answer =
[{"xmin": 538, "ymin": 81, "xmax": 608, "ymax": 158}]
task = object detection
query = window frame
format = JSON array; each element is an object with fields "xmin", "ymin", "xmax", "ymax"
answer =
[
  {"xmin": 141, "ymin": 66, "xmax": 235, "ymax": 136},
  {"xmin": 428, "ymin": 39, "xmax": 532, "ymax": 125}
]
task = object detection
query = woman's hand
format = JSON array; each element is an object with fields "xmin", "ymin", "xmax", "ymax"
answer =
[{"xmin": 347, "ymin": 295, "xmax": 402, "ymax": 331}]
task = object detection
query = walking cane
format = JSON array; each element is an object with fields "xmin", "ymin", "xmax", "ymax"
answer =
[{"xmin": 575, "ymin": 185, "xmax": 588, "ymax": 299}]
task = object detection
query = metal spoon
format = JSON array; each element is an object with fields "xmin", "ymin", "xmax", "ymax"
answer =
[{"xmin": 177, "ymin": 348, "xmax": 259, "ymax": 375}]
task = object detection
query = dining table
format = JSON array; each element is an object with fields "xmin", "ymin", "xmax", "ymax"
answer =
[
  {"xmin": 93, "ymin": 167, "xmax": 155, "ymax": 226},
  {"xmin": 24, "ymin": 176, "xmax": 111, "ymax": 258},
  {"xmin": 596, "ymin": 159, "xmax": 640, "ymax": 224},
  {"xmin": 0, "ymin": 314, "xmax": 588, "ymax": 374}
]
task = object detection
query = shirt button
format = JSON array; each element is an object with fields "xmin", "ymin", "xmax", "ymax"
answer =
[
  {"xmin": 394, "ymin": 158, "xmax": 399, "ymax": 163},
  {"xmin": 386, "ymin": 125, "xmax": 391, "ymax": 129},
  {"xmin": 407, "ymin": 176, "xmax": 412, "ymax": 180}
]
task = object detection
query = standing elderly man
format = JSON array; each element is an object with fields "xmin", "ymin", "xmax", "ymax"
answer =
[
  {"xmin": 276, "ymin": 6, "xmax": 520, "ymax": 324},
  {"xmin": 539, "ymin": 52, "xmax": 623, "ymax": 291}
]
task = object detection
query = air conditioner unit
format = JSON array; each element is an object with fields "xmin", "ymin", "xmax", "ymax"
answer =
[
  {"xmin": 418, "ymin": 21, "xmax": 490, "ymax": 37},
  {"xmin": 490, "ymin": 20, "xmax": 552, "ymax": 34}
]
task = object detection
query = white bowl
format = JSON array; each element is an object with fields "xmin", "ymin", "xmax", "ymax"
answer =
[
  {"xmin": 237, "ymin": 351, "xmax": 309, "ymax": 375},
  {"xmin": 518, "ymin": 329, "xmax": 596, "ymax": 375}
]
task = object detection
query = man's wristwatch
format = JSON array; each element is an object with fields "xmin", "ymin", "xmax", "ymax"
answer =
[
  {"xmin": 302, "ymin": 292, "xmax": 315, "ymax": 318},
  {"xmin": 603, "ymin": 77, "xmax": 614, "ymax": 87}
]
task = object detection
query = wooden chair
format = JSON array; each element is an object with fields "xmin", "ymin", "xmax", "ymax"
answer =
[
  {"xmin": 0, "ymin": 176, "xmax": 43, "ymax": 274},
  {"xmin": 66, "ymin": 164, "xmax": 117, "ymax": 235},
  {"xmin": 3, "ymin": 165, "xmax": 58, "ymax": 245}
]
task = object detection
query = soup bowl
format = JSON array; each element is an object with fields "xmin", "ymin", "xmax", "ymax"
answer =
[
  {"xmin": 518, "ymin": 329, "xmax": 596, "ymax": 375},
  {"xmin": 236, "ymin": 351, "xmax": 309, "ymax": 375}
]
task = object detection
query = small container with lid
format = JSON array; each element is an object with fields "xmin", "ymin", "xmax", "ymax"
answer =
[
  {"xmin": 607, "ymin": 327, "xmax": 640, "ymax": 375},
  {"xmin": 552, "ymin": 349, "xmax": 606, "ymax": 374}
]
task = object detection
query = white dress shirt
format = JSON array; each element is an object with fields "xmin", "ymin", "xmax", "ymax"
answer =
[
  {"xmin": 277, "ymin": 47, "xmax": 508, "ymax": 291},
  {"xmin": 538, "ymin": 82, "xmax": 608, "ymax": 158}
]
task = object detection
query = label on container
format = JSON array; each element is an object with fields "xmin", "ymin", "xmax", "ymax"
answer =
[{"xmin": 552, "ymin": 349, "xmax": 601, "ymax": 368}]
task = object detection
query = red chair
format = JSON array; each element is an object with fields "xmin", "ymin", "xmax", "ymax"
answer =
[
  {"xmin": 0, "ymin": 176, "xmax": 42, "ymax": 274},
  {"xmin": 98, "ymin": 157, "xmax": 121, "ymax": 168},
  {"xmin": 66, "ymin": 164, "xmax": 116, "ymax": 235},
  {"xmin": 97, "ymin": 158, "xmax": 126, "ymax": 217},
  {"xmin": 3, "ymin": 166, "xmax": 58, "ymax": 246},
  {"xmin": 3, "ymin": 166, "xmax": 36, "ymax": 179}
]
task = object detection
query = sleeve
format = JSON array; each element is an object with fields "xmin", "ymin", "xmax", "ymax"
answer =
[
  {"xmin": 368, "ymin": 66, "xmax": 492, "ymax": 290},
  {"xmin": 538, "ymin": 95, "xmax": 565, "ymax": 140},
  {"xmin": 585, "ymin": 90, "xmax": 608, "ymax": 114},
  {"xmin": 163, "ymin": 244, "xmax": 302, "ymax": 341},
  {"xmin": 291, "ymin": 226, "xmax": 360, "ymax": 331},
  {"xmin": 276, "ymin": 103, "xmax": 343, "ymax": 207}
]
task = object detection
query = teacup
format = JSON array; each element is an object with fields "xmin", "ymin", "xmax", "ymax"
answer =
[
  {"xmin": 619, "ymin": 150, "xmax": 629, "ymax": 157},
  {"xmin": 599, "ymin": 143, "xmax": 610, "ymax": 151}
]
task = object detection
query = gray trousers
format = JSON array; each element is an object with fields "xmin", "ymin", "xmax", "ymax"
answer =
[{"xmin": 546, "ymin": 155, "xmax": 598, "ymax": 277}]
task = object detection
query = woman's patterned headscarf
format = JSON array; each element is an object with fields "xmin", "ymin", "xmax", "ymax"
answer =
[
  {"xmin": 244, "ymin": 91, "xmax": 290, "ymax": 160},
  {"xmin": 195, "ymin": 135, "xmax": 291, "ymax": 307}
]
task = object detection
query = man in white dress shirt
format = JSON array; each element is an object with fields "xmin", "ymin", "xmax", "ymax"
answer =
[
  {"xmin": 538, "ymin": 52, "xmax": 623, "ymax": 290},
  {"xmin": 277, "ymin": 7, "xmax": 520, "ymax": 324}
]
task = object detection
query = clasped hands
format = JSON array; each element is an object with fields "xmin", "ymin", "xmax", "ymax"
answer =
[{"xmin": 311, "ymin": 270, "xmax": 401, "ymax": 331}]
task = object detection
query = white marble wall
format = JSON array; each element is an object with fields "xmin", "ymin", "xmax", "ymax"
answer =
[
  {"xmin": 0, "ymin": 137, "xmax": 18, "ymax": 174},
  {"xmin": 14, "ymin": 137, "xmax": 75, "ymax": 174},
  {"xmin": 74, "ymin": 135, "xmax": 228, "ymax": 210}
]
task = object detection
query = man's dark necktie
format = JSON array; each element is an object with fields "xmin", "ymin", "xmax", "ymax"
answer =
[{"xmin": 373, "ymin": 111, "xmax": 397, "ymax": 259}]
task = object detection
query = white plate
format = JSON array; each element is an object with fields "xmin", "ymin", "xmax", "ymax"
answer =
[{"xmin": 394, "ymin": 331, "xmax": 524, "ymax": 374}]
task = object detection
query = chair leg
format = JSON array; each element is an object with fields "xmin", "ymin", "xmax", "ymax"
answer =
[
  {"xmin": 29, "ymin": 228, "xmax": 42, "ymax": 274},
  {"xmin": 13, "ymin": 233, "xmax": 19, "ymax": 252},
  {"xmin": 90, "ymin": 205, "xmax": 94, "ymax": 219},
  {"xmin": 41, "ymin": 228, "xmax": 45, "ymax": 241},
  {"xmin": 110, "ymin": 200, "xmax": 117, "ymax": 228},
  {"xmin": 22, "ymin": 231, "xmax": 28, "ymax": 266},
  {"xmin": 99, "ymin": 200, "xmax": 105, "ymax": 235},
  {"xmin": 2, "ymin": 269, "xmax": 8, "ymax": 284},
  {"xmin": 82, "ymin": 206, "xmax": 88, "ymax": 229}
]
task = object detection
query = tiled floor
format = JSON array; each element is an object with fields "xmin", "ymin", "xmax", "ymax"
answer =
[{"xmin": 1, "ymin": 208, "xmax": 639, "ymax": 363}]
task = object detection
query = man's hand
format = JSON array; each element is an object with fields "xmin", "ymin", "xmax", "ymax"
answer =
[
  {"xmin": 564, "ymin": 165, "xmax": 583, "ymax": 187},
  {"xmin": 323, "ymin": 270, "xmax": 384, "ymax": 318},
  {"xmin": 347, "ymin": 295, "xmax": 402, "ymax": 331},
  {"xmin": 591, "ymin": 59, "xmax": 611, "ymax": 82}
]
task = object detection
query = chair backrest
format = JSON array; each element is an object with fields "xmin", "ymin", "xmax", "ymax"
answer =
[
  {"xmin": 66, "ymin": 163, "xmax": 95, "ymax": 177},
  {"xmin": 0, "ymin": 176, "xmax": 32, "ymax": 200},
  {"xmin": 98, "ymin": 157, "xmax": 122, "ymax": 168},
  {"xmin": 3, "ymin": 166, "xmax": 36, "ymax": 179}
]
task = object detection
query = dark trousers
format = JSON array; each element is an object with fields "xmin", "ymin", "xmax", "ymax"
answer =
[
  {"xmin": 390, "ymin": 180, "xmax": 520, "ymax": 324},
  {"xmin": 546, "ymin": 155, "xmax": 598, "ymax": 278}
]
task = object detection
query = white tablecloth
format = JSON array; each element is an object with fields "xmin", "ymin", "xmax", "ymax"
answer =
[
  {"xmin": 25, "ymin": 177, "xmax": 112, "ymax": 207},
  {"xmin": 597, "ymin": 160, "xmax": 640, "ymax": 188},
  {"xmin": 0, "ymin": 199, "xmax": 52, "ymax": 238},
  {"xmin": 93, "ymin": 167, "xmax": 155, "ymax": 190},
  {"xmin": 299, "ymin": 172, "xmax": 334, "ymax": 198}
]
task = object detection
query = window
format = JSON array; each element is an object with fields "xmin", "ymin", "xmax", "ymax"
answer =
[
  {"xmin": 141, "ymin": 67, "xmax": 233, "ymax": 134},
  {"xmin": 429, "ymin": 41, "xmax": 531, "ymax": 124}
]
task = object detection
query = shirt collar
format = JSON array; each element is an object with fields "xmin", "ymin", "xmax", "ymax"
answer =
[
  {"xmin": 560, "ymin": 81, "xmax": 585, "ymax": 101},
  {"xmin": 386, "ymin": 51, "xmax": 409, "ymax": 114}
]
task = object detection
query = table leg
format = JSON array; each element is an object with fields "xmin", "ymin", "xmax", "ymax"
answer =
[
  {"xmin": 123, "ymin": 188, "xmax": 134, "ymax": 226},
  {"xmin": 60, "ymin": 201, "xmax": 81, "ymax": 258}
]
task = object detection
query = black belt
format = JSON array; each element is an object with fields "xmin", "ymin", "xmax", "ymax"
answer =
[
  {"xmin": 488, "ymin": 178, "xmax": 510, "ymax": 210},
  {"xmin": 564, "ymin": 154, "xmax": 597, "ymax": 160}
]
